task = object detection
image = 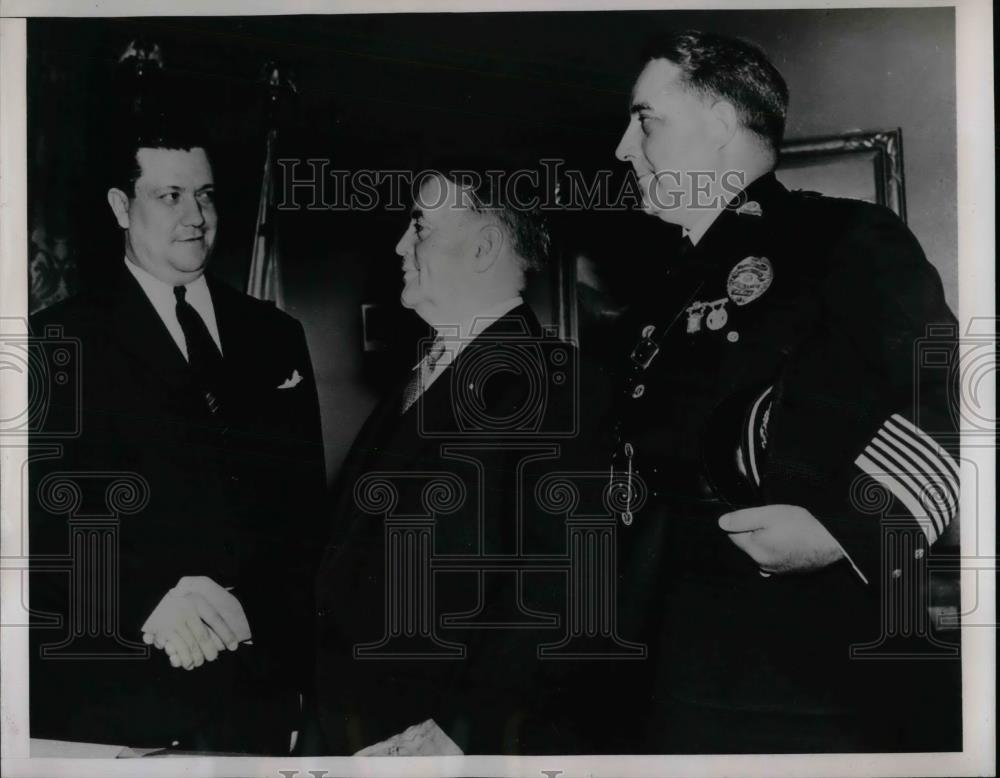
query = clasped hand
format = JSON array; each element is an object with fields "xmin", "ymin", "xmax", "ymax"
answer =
[
  {"xmin": 141, "ymin": 576, "xmax": 251, "ymax": 670},
  {"xmin": 718, "ymin": 504, "xmax": 844, "ymax": 574}
]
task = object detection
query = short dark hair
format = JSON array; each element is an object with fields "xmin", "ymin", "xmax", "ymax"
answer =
[
  {"xmin": 109, "ymin": 110, "xmax": 213, "ymax": 196},
  {"xmin": 641, "ymin": 30, "xmax": 789, "ymax": 153},
  {"xmin": 421, "ymin": 157, "xmax": 551, "ymax": 273}
]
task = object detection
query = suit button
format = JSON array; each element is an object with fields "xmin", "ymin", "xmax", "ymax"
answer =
[
  {"xmin": 632, "ymin": 384, "xmax": 646, "ymax": 399},
  {"xmin": 891, "ymin": 569, "xmax": 902, "ymax": 579},
  {"xmin": 914, "ymin": 548, "xmax": 925, "ymax": 560}
]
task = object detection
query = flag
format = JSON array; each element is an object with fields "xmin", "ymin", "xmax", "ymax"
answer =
[{"xmin": 247, "ymin": 126, "xmax": 285, "ymax": 308}]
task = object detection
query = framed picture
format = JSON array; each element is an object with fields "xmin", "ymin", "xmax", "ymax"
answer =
[{"xmin": 776, "ymin": 128, "xmax": 907, "ymax": 221}]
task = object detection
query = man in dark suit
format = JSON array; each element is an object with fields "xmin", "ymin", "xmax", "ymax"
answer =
[
  {"xmin": 29, "ymin": 118, "xmax": 325, "ymax": 753},
  {"xmin": 313, "ymin": 167, "xmax": 585, "ymax": 754},
  {"xmin": 601, "ymin": 30, "xmax": 960, "ymax": 752}
]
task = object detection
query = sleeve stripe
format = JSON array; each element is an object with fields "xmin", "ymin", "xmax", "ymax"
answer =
[
  {"xmin": 855, "ymin": 453, "xmax": 940, "ymax": 543},
  {"xmin": 888, "ymin": 413, "xmax": 960, "ymax": 481},
  {"xmin": 868, "ymin": 438, "xmax": 949, "ymax": 535},
  {"xmin": 884, "ymin": 416, "xmax": 960, "ymax": 495},
  {"xmin": 879, "ymin": 422, "xmax": 959, "ymax": 507}
]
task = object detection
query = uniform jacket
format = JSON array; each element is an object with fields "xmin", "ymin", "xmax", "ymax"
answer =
[
  {"xmin": 29, "ymin": 266, "xmax": 325, "ymax": 752},
  {"xmin": 604, "ymin": 172, "xmax": 960, "ymax": 749}
]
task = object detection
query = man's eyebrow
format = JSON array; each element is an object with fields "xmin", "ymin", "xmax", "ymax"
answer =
[
  {"xmin": 196, "ymin": 184, "xmax": 214, "ymax": 192},
  {"xmin": 630, "ymin": 101, "xmax": 653, "ymax": 115}
]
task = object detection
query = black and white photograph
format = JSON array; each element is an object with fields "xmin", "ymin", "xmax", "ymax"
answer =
[{"xmin": 0, "ymin": 1, "xmax": 993, "ymax": 776}]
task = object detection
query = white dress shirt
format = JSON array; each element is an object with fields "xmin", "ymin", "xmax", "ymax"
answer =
[{"xmin": 124, "ymin": 257, "xmax": 223, "ymax": 360}]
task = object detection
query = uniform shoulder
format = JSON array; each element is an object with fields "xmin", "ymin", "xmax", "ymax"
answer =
[
  {"xmin": 783, "ymin": 188, "xmax": 900, "ymax": 225},
  {"xmin": 775, "ymin": 191, "xmax": 923, "ymax": 275}
]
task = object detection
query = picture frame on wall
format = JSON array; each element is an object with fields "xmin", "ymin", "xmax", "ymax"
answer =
[{"xmin": 776, "ymin": 128, "xmax": 907, "ymax": 221}]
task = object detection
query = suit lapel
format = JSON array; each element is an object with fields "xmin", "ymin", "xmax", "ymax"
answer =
[
  {"xmin": 342, "ymin": 304, "xmax": 543, "ymax": 480},
  {"xmin": 109, "ymin": 267, "xmax": 190, "ymax": 387},
  {"xmin": 399, "ymin": 303, "xmax": 541, "ymax": 434},
  {"xmin": 207, "ymin": 276, "xmax": 254, "ymax": 375}
]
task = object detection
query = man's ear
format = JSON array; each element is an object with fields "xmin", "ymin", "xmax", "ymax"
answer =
[
  {"xmin": 107, "ymin": 188, "xmax": 131, "ymax": 229},
  {"xmin": 474, "ymin": 223, "xmax": 505, "ymax": 272},
  {"xmin": 709, "ymin": 100, "xmax": 739, "ymax": 148}
]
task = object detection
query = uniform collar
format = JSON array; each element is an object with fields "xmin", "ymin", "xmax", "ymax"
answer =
[
  {"xmin": 691, "ymin": 172, "xmax": 787, "ymax": 250},
  {"xmin": 682, "ymin": 200, "xmax": 727, "ymax": 247}
]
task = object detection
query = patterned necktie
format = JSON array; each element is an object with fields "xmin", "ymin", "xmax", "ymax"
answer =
[
  {"xmin": 400, "ymin": 336, "xmax": 447, "ymax": 415},
  {"xmin": 174, "ymin": 285, "xmax": 225, "ymax": 416}
]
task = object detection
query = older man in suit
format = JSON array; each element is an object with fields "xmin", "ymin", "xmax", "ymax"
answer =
[
  {"xmin": 313, "ymin": 166, "xmax": 587, "ymax": 755},
  {"xmin": 29, "ymin": 116, "xmax": 325, "ymax": 753}
]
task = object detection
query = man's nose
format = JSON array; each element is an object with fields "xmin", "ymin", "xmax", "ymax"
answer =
[
  {"xmin": 615, "ymin": 124, "xmax": 635, "ymax": 163},
  {"xmin": 181, "ymin": 195, "xmax": 206, "ymax": 227},
  {"xmin": 395, "ymin": 225, "xmax": 413, "ymax": 257}
]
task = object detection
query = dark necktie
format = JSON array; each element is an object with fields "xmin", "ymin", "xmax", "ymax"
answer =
[
  {"xmin": 677, "ymin": 232, "xmax": 695, "ymax": 258},
  {"xmin": 174, "ymin": 285, "xmax": 224, "ymax": 416}
]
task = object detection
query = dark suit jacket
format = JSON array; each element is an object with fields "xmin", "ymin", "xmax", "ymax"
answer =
[
  {"xmin": 29, "ymin": 266, "xmax": 325, "ymax": 752},
  {"xmin": 314, "ymin": 304, "xmax": 593, "ymax": 754}
]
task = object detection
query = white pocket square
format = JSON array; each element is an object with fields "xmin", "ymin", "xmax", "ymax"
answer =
[{"xmin": 277, "ymin": 369, "xmax": 303, "ymax": 389}]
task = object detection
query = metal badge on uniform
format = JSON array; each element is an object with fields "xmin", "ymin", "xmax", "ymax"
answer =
[
  {"xmin": 685, "ymin": 303, "xmax": 705, "ymax": 333},
  {"xmin": 705, "ymin": 300, "xmax": 728, "ymax": 331},
  {"xmin": 727, "ymin": 256, "xmax": 774, "ymax": 306},
  {"xmin": 735, "ymin": 200, "xmax": 763, "ymax": 217},
  {"xmin": 641, "ymin": 324, "xmax": 656, "ymax": 339}
]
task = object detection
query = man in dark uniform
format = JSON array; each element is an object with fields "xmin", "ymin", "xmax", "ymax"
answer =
[{"xmin": 605, "ymin": 30, "xmax": 960, "ymax": 752}]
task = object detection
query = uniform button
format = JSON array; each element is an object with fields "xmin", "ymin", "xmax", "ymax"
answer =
[
  {"xmin": 891, "ymin": 569, "xmax": 902, "ymax": 579},
  {"xmin": 171, "ymin": 740, "xmax": 180, "ymax": 747},
  {"xmin": 727, "ymin": 331, "xmax": 740, "ymax": 343},
  {"xmin": 632, "ymin": 384, "xmax": 646, "ymax": 399},
  {"xmin": 641, "ymin": 324, "xmax": 656, "ymax": 338},
  {"xmin": 914, "ymin": 548, "xmax": 925, "ymax": 560}
]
